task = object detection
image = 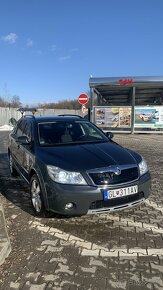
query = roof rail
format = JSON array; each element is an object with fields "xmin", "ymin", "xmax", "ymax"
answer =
[
  {"xmin": 58, "ymin": 114, "xmax": 83, "ymax": 118},
  {"xmin": 17, "ymin": 107, "xmax": 37, "ymax": 116}
]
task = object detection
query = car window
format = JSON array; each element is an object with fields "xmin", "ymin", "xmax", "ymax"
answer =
[
  {"xmin": 80, "ymin": 122, "xmax": 104, "ymax": 138},
  {"xmin": 23, "ymin": 122, "xmax": 32, "ymax": 141},
  {"xmin": 38, "ymin": 121, "xmax": 108, "ymax": 145},
  {"xmin": 15, "ymin": 119, "xmax": 26, "ymax": 137}
]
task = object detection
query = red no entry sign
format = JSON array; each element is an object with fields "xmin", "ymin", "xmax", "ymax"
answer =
[{"xmin": 78, "ymin": 94, "xmax": 88, "ymax": 105}]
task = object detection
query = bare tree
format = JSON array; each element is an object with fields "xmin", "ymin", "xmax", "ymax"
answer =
[{"xmin": 10, "ymin": 95, "xmax": 21, "ymax": 108}]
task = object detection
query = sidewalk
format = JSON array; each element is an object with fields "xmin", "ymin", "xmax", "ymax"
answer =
[{"xmin": 0, "ymin": 197, "xmax": 11, "ymax": 266}]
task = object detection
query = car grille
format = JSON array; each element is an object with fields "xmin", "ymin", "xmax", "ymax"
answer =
[
  {"xmin": 89, "ymin": 167, "xmax": 139, "ymax": 185},
  {"xmin": 89, "ymin": 192, "xmax": 144, "ymax": 210}
]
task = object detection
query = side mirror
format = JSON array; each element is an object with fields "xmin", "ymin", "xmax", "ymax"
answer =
[
  {"xmin": 17, "ymin": 136, "xmax": 31, "ymax": 145},
  {"xmin": 105, "ymin": 132, "xmax": 114, "ymax": 139},
  {"xmin": 9, "ymin": 117, "xmax": 17, "ymax": 127}
]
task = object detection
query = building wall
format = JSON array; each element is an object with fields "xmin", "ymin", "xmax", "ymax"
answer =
[{"xmin": 0, "ymin": 107, "xmax": 83, "ymax": 126}]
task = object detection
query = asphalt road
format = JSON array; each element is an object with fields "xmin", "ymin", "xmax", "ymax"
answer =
[{"xmin": 0, "ymin": 131, "xmax": 163, "ymax": 290}]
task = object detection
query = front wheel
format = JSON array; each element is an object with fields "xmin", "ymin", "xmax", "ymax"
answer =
[{"xmin": 30, "ymin": 174, "xmax": 46, "ymax": 217}]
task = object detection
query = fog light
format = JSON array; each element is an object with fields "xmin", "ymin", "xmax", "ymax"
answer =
[{"xmin": 65, "ymin": 202, "xmax": 74, "ymax": 210}]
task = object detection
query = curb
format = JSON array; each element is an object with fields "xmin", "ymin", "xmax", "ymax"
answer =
[{"xmin": 0, "ymin": 202, "xmax": 11, "ymax": 266}]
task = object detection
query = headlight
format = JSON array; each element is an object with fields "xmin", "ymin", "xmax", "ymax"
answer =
[
  {"xmin": 47, "ymin": 165, "xmax": 87, "ymax": 185},
  {"xmin": 138, "ymin": 157, "xmax": 148, "ymax": 176}
]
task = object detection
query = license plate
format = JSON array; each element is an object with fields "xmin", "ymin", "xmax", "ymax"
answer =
[{"xmin": 104, "ymin": 185, "xmax": 138, "ymax": 200}]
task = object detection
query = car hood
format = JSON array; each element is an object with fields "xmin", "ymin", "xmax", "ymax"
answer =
[{"xmin": 37, "ymin": 141, "xmax": 139, "ymax": 171}]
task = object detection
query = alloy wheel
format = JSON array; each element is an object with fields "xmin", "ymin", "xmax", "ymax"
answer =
[{"xmin": 31, "ymin": 178, "xmax": 42, "ymax": 213}]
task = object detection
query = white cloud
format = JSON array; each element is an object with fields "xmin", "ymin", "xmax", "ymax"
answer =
[
  {"xmin": 26, "ymin": 38, "xmax": 33, "ymax": 47},
  {"xmin": 1, "ymin": 33, "xmax": 18, "ymax": 44},
  {"xmin": 59, "ymin": 55, "xmax": 71, "ymax": 61}
]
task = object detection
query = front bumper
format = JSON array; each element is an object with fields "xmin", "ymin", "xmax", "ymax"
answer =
[{"xmin": 45, "ymin": 172, "xmax": 151, "ymax": 216}]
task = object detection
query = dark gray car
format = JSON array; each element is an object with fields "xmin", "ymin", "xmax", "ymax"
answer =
[{"xmin": 8, "ymin": 115, "xmax": 151, "ymax": 216}]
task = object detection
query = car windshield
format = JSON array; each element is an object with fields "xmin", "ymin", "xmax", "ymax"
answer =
[{"xmin": 38, "ymin": 121, "xmax": 108, "ymax": 146}]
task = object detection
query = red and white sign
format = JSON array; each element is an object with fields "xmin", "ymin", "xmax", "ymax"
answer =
[{"xmin": 78, "ymin": 94, "xmax": 89, "ymax": 105}]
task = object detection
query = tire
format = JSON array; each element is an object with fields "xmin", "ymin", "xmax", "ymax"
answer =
[
  {"xmin": 9, "ymin": 152, "xmax": 18, "ymax": 177},
  {"xmin": 30, "ymin": 174, "xmax": 46, "ymax": 217}
]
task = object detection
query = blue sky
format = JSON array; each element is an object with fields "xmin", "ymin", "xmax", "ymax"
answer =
[{"xmin": 0, "ymin": 0, "xmax": 163, "ymax": 105}]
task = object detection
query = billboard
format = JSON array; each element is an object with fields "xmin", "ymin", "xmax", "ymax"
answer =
[
  {"xmin": 95, "ymin": 107, "xmax": 131, "ymax": 128},
  {"xmin": 134, "ymin": 106, "xmax": 163, "ymax": 128}
]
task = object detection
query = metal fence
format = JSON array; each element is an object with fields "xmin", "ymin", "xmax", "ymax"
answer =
[{"xmin": 0, "ymin": 107, "xmax": 83, "ymax": 126}]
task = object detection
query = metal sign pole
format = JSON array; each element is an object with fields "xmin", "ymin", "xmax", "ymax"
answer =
[
  {"xmin": 131, "ymin": 87, "xmax": 135, "ymax": 134},
  {"xmin": 90, "ymin": 88, "xmax": 93, "ymax": 122}
]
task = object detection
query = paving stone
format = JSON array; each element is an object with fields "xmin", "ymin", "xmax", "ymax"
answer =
[
  {"xmin": 141, "ymin": 273, "xmax": 163, "ymax": 288},
  {"xmin": 119, "ymin": 237, "xmax": 137, "ymax": 248},
  {"xmin": 0, "ymin": 133, "xmax": 163, "ymax": 289},
  {"xmin": 0, "ymin": 203, "xmax": 11, "ymax": 267}
]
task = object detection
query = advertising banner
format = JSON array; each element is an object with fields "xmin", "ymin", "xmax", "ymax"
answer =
[
  {"xmin": 119, "ymin": 107, "xmax": 131, "ymax": 127},
  {"xmin": 134, "ymin": 106, "xmax": 163, "ymax": 128},
  {"xmin": 95, "ymin": 107, "xmax": 131, "ymax": 128}
]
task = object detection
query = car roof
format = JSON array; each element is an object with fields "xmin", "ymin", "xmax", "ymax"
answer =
[{"xmin": 24, "ymin": 115, "xmax": 86, "ymax": 123}]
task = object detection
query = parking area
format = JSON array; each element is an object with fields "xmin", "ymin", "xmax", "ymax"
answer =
[{"xmin": 0, "ymin": 131, "xmax": 163, "ymax": 290}]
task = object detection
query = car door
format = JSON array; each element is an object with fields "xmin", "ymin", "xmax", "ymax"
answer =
[
  {"xmin": 10, "ymin": 119, "xmax": 26, "ymax": 173},
  {"xmin": 21, "ymin": 121, "xmax": 34, "ymax": 181}
]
